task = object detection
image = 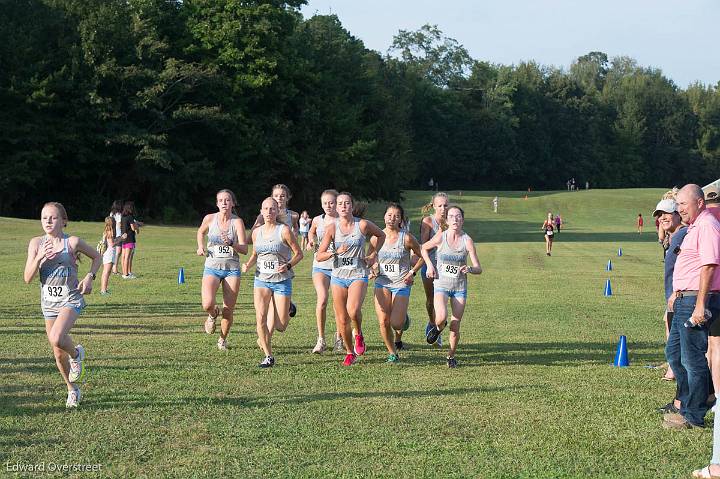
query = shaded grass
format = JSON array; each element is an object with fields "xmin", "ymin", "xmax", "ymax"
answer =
[{"xmin": 0, "ymin": 189, "xmax": 703, "ymax": 478}]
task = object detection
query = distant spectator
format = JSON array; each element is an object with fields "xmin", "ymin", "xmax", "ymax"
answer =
[
  {"xmin": 299, "ymin": 210, "xmax": 311, "ymax": 250},
  {"xmin": 120, "ymin": 201, "xmax": 142, "ymax": 279},
  {"xmin": 554, "ymin": 214, "xmax": 562, "ymax": 233},
  {"xmin": 637, "ymin": 213, "xmax": 644, "ymax": 234},
  {"xmin": 109, "ymin": 200, "xmax": 123, "ymax": 275}
]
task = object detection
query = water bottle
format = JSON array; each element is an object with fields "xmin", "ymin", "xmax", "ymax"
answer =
[{"xmin": 685, "ymin": 308, "xmax": 713, "ymax": 329}]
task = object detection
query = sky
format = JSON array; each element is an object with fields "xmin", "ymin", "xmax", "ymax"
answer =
[{"xmin": 300, "ymin": 0, "xmax": 719, "ymax": 88}]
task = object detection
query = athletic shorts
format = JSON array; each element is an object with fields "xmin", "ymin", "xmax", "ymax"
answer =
[
  {"xmin": 254, "ymin": 278, "xmax": 292, "ymax": 296},
  {"xmin": 43, "ymin": 304, "xmax": 84, "ymax": 320},
  {"xmin": 435, "ymin": 287, "xmax": 467, "ymax": 299},
  {"xmin": 331, "ymin": 276, "xmax": 368, "ymax": 289},
  {"xmin": 374, "ymin": 284, "xmax": 411, "ymax": 297},
  {"xmin": 312, "ymin": 267, "xmax": 332, "ymax": 279},
  {"xmin": 203, "ymin": 267, "xmax": 241, "ymax": 279},
  {"xmin": 122, "ymin": 242, "xmax": 136, "ymax": 249}
]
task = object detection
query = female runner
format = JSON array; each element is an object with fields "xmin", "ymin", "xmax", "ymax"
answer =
[
  {"xmin": 196, "ymin": 189, "xmax": 247, "ymax": 351},
  {"xmin": 422, "ymin": 206, "xmax": 482, "ymax": 368},
  {"xmin": 542, "ymin": 212, "xmax": 555, "ymax": 256},
  {"xmin": 371, "ymin": 203, "xmax": 424, "ymax": 363},
  {"xmin": 307, "ymin": 189, "xmax": 342, "ymax": 354},
  {"xmin": 316, "ymin": 192, "xmax": 385, "ymax": 366},
  {"xmin": 24, "ymin": 202, "xmax": 101, "ymax": 408},
  {"xmin": 420, "ymin": 192, "xmax": 449, "ymax": 346},
  {"xmin": 243, "ymin": 197, "xmax": 303, "ymax": 367}
]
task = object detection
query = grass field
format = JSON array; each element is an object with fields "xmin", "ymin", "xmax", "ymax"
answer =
[{"xmin": 0, "ymin": 189, "xmax": 710, "ymax": 478}]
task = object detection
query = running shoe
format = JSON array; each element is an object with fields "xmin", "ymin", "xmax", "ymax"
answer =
[
  {"xmin": 447, "ymin": 356, "xmax": 458, "ymax": 368},
  {"xmin": 386, "ymin": 353, "xmax": 400, "ymax": 364},
  {"xmin": 312, "ymin": 337, "xmax": 326, "ymax": 354},
  {"xmin": 217, "ymin": 337, "xmax": 228, "ymax": 351},
  {"xmin": 425, "ymin": 322, "xmax": 443, "ymax": 347},
  {"xmin": 289, "ymin": 302, "xmax": 297, "ymax": 318},
  {"xmin": 127, "ymin": 273, "xmax": 138, "ymax": 279},
  {"xmin": 205, "ymin": 306, "xmax": 219, "ymax": 334},
  {"xmin": 395, "ymin": 340, "xmax": 404, "ymax": 351},
  {"xmin": 426, "ymin": 326, "xmax": 442, "ymax": 345},
  {"xmin": 403, "ymin": 314, "xmax": 411, "ymax": 331},
  {"xmin": 342, "ymin": 353, "xmax": 357, "ymax": 366},
  {"xmin": 100, "ymin": 290, "xmax": 111, "ymax": 296},
  {"xmin": 354, "ymin": 334, "xmax": 366, "ymax": 356},
  {"xmin": 68, "ymin": 345, "xmax": 86, "ymax": 383},
  {"xmin": 333, "ymin": 334, "xmax": 344, "ymax": 353},
  {"xmin": 259, "ymin": 356, "xmax": 275, "ymax": 368},
  {"xmin": 66, "ymin": 386, "xmax": 81, "ymax": 408}
]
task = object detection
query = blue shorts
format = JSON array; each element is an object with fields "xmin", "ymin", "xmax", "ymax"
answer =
[
  {"xmin": 435, "ymin": 288, "xmax": 467, "ymax": 299},
  {"xmin": 203, "ymin": 267, "xmax": 241, "ymax": 279},
  {"xmin": 254, "ymin": 278, "xmax": 292, "ymax": 296},
  {"xmin": 374, "ymin": 284, "xmax": 411, "ymax": 297},
  {"xmin": 331, "ymin": 276, "xmax": 368, "ymax": 289},
  {"xmin": 312, "ymin": 267, "xmax": 332, "ymax": 279}
]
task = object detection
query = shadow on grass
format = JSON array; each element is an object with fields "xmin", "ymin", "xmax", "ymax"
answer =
[
  {"xmin": 0, "ymin": 384, "xmax": 540, "ymax": 418},
  {"xmin": 459, "ymin": 340, "xmax": 664, "ymax": 366}
]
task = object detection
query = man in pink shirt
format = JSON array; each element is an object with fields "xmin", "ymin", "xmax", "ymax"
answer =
[{"xmin": 664, "ymin": 184, "xmax": 720, "ymax": 429}]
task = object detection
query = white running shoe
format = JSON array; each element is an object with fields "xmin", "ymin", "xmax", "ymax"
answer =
[
  {"xmin": 66, "ymin": 386, "xmax": 81, "ymax": 408},
  {"xmin": 333, "ymin": 334, "xmax": 343, "ymax": 353},
  {"xmin": 312, "ymin": 337, "xmax": 327, "ymax": 354},
  {"xmin": 68, "ymin": 345, "xmax": 85, "ymax": 383},
  {"xmin": 126, "ymin": 273, "xmax": 137, "ymax": 279},
  {"xmin": 217, "ymin": 337, "xmax": 228, "ymax": 351},
  {"xmin": 205, "ymin": 307, "xmax": 219, "ymax": 334}
]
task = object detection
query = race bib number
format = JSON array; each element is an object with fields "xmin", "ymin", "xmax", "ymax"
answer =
[
  {"xmin": 43, "ymin": 285, "xmax": 69, "ymax": 303},
  {"xmin": 380, "ymin": 263, "xmax": 400, "ymax": 279},
  {"xmin": 213, "ymin": 245, "xmax": 233, "ymax": 258},
  {"xmin": 439, "ymin": 263, "xmax": 461, "ymax": 278},
  {"xmin": 339, "ymin": 256, "xmax": 357, "ymax": 269},
  {"xmin": 258, "ymin": 260, "xmax": 278, "ymax": 274}
]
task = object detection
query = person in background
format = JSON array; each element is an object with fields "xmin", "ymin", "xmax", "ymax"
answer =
[
  {"xmin": 110, "ymin": 200, "xmax": 123, "ymax": 275},
  {"xmin": 554, "ymin": 213, "xmax": 562, "ymax": 233},
  {"xmin": 637, "ymin": 213, "xmax": 644, "ymax": 234},
  {"xmin": 120, "ymin": 201, "xmax": 141, "ymax": 279},
  {"xmin": 298, "ymin": 210, "xmax": 311, "ymax": 250},
  {"xmin": 664, "ymin": 184, "xmax": 720, "ymax": 430}
]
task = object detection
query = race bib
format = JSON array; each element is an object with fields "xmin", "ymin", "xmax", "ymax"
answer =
[
  {"xmin": 546, "ymin": 230, "xmax": 554, "ymax": 236},
  {"xmin": 339, "ymin": 256, "xmax": 357, "ymax": 269},
  {"xmin": 213, "ymin": 245, "xmax": 234, "ymax": 258},
  {"xmin": 380, "ymin": 263, "xmax": 400, "ymax": 279},
  {"xmin": 43, "ymin": 285, "xmax": 69, "ymax": 303},
  {"xmin": 258, "ymin": 259, "xmax": 278, "ymax": 274},
  {"xmin": 439, "ymin": 263, "xmax": 461, "ymax": 278}
]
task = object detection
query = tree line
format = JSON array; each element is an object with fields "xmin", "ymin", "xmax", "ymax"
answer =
[{"xmin": 1, "ymin": 1, "xmax": 718, "ymax": 221}]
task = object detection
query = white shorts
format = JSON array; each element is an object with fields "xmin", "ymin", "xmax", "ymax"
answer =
[{"xmin": 102, "ymin": 247, "xmax": 115, "ymax": 265}]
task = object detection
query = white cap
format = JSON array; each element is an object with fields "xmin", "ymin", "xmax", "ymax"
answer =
[{"xmin": 653, "ymin": 199, "xmax": 677, "ymax": 217}]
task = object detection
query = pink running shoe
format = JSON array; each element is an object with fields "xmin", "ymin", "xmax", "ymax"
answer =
[
  {"xmin": 354, "ymin": 334, "xmax": 366, "ymax": 356},
  {"xmin": 342, "ymin": 353, "xmax": 357, "ymax": 366}
]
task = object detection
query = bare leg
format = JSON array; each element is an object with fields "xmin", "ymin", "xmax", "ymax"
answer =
[
  {"xmin": 219, "ymin": 276, "xmax": 241, "ymax": 340},
  {"xmin": 374, "ymin": 287, "xmax": 395, "ymax": 354},
  {"xmin": 45, "ymin": 308, "xmax": 80, "ymax": 390},
  {"xmin": 312, "ymin": 272, "xmax": 331, "ymax": 340},
  {"xmin": 100, "ymin": 262, "xmax": 112, "ymax": 292}
]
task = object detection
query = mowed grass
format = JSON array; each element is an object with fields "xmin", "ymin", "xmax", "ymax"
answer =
[{"xmin": 0, "ymin": 189, "xmax": 708, "ymax": 478}]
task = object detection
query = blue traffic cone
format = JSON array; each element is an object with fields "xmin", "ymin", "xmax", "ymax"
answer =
[
  {"xmin": 617, "ymin": 247, "xmax": 623, "ymax": 257},
  {"xmin": 178, "ymin": 267, "xmax": 185, "ymax": 284},
  {"xmin": 606, "ymin": 259, "xmax": 613, "ymax": 271},
  {"xmin": 613, "ymin": 335, "xmax": 629, "ymax": 367},
  {"xmin": 604, "ymin": 279, "xmax": 613, "ymax": 296}
]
